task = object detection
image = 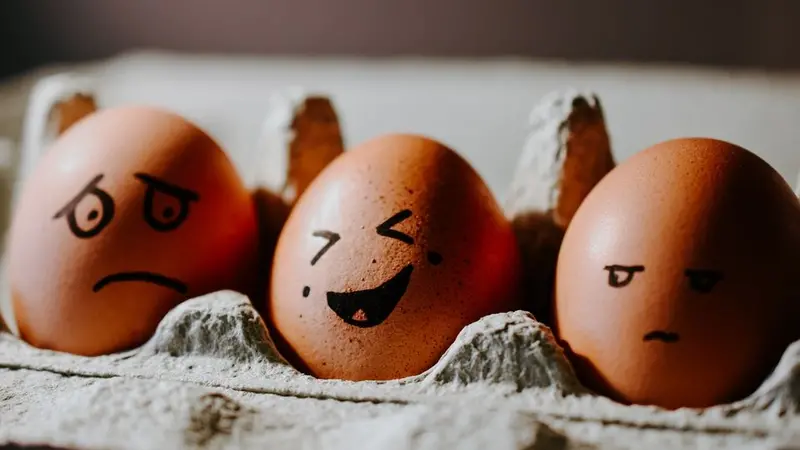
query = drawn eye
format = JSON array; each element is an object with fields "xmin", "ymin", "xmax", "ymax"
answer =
[
  {"xmin": 603, "ymin": 265, "xmax": 645, "ymax": 288},
  {"xmin": 135, "ymin": 173, "xmax": 199, "ymax": 232},
  {"xmin": 376, "ymin": 209, "xmax": 414, "ymax": 244},
  {"xmin": 685, "ymin": 269, "xmax": 723, "ymax": 293},
  {"xmin": 311, "ymin": 230, "xmax": 340, "ymax": 266},
  {"xmin": 53, "ymin": 174, "xmax": 115, "ymax": 239}
]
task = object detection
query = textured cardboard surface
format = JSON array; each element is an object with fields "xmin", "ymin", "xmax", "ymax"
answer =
[{"xmin": 2, "ymin": 292, "xmax": 800, "ymax": 449}]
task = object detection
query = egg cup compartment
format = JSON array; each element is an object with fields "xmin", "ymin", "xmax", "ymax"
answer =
[{"xmin": 1, "ymin": 78, "xmax": 800, "ymax": 450}]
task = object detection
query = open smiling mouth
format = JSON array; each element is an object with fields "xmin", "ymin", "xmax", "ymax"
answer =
[
  {"xmin": 326, "ymin": 264, "xmax": 414, "ymax": 328},
  {"xmin": 93, "ymin": 272, "xmax": 188, "ymax": 294},
  {"xmin": 643, "ymin": 330, "xmax": 680, "ymax": 343}
]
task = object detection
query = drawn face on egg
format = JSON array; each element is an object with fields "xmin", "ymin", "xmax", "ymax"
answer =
[
  {"xmin": 8, "ymin": 106, "xmax": 259, "ymax": 356},
  {"xmin": 601, "ymin": 264, "xmax": 724, "ymax": 344},
  {"xmin": 554, "ymin": 138, "xmax": 800, "ymax": 408},
  {"xmin": 269, "ymin": 134, "xmax": 523, "ymax": 381},
  {"xmin": 53, "ymin": 172, "xmax": 200, "ymax": 294},
  {"xmin": 305, "ymin": 209, "xmax": 443, "ymax": 328}
]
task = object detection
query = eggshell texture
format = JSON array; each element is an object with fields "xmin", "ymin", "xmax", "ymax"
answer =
[
  {"xmin": 7, "ymin": 106, "xmax": 259, "ymax": 356},
  {"xmin": 268, "ymin": 134, "xmax": 522, "ymax": 381},
  {"xmin": 554, "ymin": 137, "xmax": 800, "ymax": 409}
]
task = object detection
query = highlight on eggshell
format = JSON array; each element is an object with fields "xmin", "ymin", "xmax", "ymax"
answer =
[
  {"xmin": 553, "ymin": 137, "xmax": 800, "ymax": 409},
  {"xmin": 6, "ymin": 105, "xmax": 260, "ymax": 356},
  {"xmin": 268, "ymin": 133, "xmax": 524, "ymax": 381}
]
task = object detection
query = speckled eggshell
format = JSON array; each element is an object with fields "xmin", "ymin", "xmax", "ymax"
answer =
[
  {"xmin": 7, "ymin": 106, "xmax": 259, "ymax": 356},
  {"xmin": 554, "ymin": 138, "xmax": 800, "ymax": 409},
  {"xmin": 268, "ymin": 134, "xmax": 523, "ymax": 381}
]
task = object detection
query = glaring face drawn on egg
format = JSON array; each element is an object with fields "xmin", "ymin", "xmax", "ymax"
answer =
[
  {"xmin": 601, "ymin": 264, "xmax": 724, "ymax": 343},
  {"xmin": 554, "ymin": 138, "xmax": 800, "ymax": 409},
  {"xmin": 305, "ymin": 209, "xmax": 443, "ymax": 328}
]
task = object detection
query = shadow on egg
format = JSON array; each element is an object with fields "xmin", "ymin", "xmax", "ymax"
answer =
[{"xmin": 248, "ymin": 187, "xmax": 290, "ymax": 316}]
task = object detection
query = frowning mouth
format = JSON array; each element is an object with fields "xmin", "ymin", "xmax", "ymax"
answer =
[
  {"xmin": 643, "ymin": 330, "xmax": 680, "ymax": 343},
  {"xmin": 326, "ymin": 264, "xmax": 414, "ymax": 328},
  {"xmin": 93, "ymin": 272, "xmax": 188, "ymax": 294}
]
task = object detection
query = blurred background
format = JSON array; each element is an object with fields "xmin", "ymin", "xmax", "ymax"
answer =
[
  {"xmin": 1, "ymin": 0, "xmax": 800, "ymax": 198},
  {"xmin": 3, "ymin": 1, "xmax": 800, "ymax": 75}
]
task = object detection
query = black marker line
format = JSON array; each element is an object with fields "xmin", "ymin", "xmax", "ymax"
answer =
[
  {"xmin": 643, "ymin": 330, "xmax": 680, "ymax": 343},
  {"xmin": 603, "ymin": 264, "xmax": 645, "ymax": 288},
  {"xmin": 684, "ymin": 269, "xmax": 724, "ymax": 294},
  {"xmin": 376, "ymin": 209, "xmax": 414, "ymax": 244},
  {"xmin": 310, "ymin": 230, "xmax": 341, "ymax": 266},
  {"xmin": 93, "ymin": 272, "xmax": 188, "ymax": 294},
  {"xmin": 134, "ymin": 173, "xmax": 199, "ymax": 201}
]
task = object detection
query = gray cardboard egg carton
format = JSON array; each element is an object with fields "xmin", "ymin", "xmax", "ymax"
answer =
[{"xmin": 1, "ymin": 76, "xmax": 799, "ymax": 450}]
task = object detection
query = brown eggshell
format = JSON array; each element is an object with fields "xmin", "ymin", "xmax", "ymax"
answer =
[
  {"xmin": 554, "ymin": 138, "xmax": 800, "ymax": 409},
  {"xmin": 268, "ymin": 134, "xmax": 523, "ymax": 381},
  {"xmin": 7, "ymin": 106, "xmax": 259, "ymax": 355}
]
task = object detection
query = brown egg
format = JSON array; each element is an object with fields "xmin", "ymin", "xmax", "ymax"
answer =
[
  {"xmin": 554, "ymin": 137, "xmax": 800, "ymax": 409},
  {"xmin": 7, "ymin": 106, "xmax": 259, "ymax": 355},
  {"xmin": 268, "ymin": 134, "xmax": 522, "ymax": 380}
]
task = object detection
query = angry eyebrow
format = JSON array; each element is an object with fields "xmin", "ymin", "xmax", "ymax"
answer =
[
  {"xmin": 134, "ymin": 173, "xmax": 199, "ymax": 202},
  {"xmin": 376, "ymin": 209, "xmax": 414, "ymax": 245},
  {"xmin": 310, "ymin": 230, "xmax": 340, "ymax": 266}
]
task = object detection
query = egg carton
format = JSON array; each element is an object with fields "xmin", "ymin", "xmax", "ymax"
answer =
[{"xmin": 1, "ymin": 75, "xmax": 800, "ymax": 450}]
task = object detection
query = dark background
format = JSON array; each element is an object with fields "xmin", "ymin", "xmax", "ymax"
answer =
[{"xmin": 1, "ymin": 0, "xmax": 799, "ymax": 79}]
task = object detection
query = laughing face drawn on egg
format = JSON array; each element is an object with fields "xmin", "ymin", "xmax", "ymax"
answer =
[
  {"xmin": 269, "ymin": 134, "xmax": 522, "ymax": 381},
  {"xmin": 7, "ymin": 106, "xmax": 259, "ymax": 356},
  {"xmin": 554, "ymin": 138, "xmax": 800, "ymax": 409},
  {"xmin": 307, "ymin": 209, "xmax": 443, "ymax": 328}
]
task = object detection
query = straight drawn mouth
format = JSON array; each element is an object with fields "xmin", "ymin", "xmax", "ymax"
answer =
[
  {"xmin": 643, "ymin": 330, "xmax": 680, "ymax": 343},
  {"xmin": 93, "ymin": 272, "xmax": 188, "ymax": 294},
  {"xmin": 326, "ymin": 264, "xmax": 414, "ymax": 328}
]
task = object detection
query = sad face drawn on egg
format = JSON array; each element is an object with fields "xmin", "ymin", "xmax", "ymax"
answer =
[
  {"xmin": 8, "ymin": 106, "xmax": 259, "ymax": 356},
  {"xmin": 602, "ymin": 265, "xmax": 724, "ymax": 343},
  {"xmin": 304, "ymin": 209, "xmax": 443, "ymax": 328},
  {"xmin": 53, "ymin": 172, "xmax": 200, "ymax": 294}
]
